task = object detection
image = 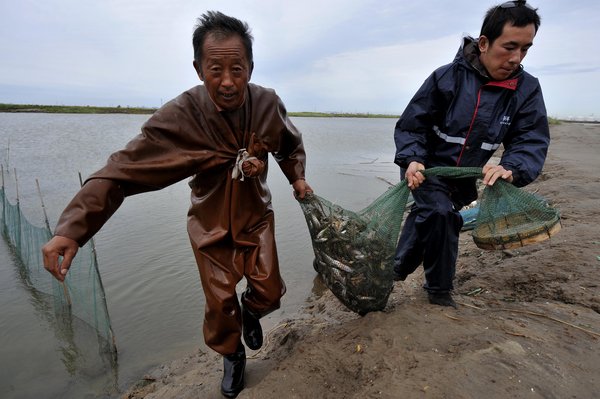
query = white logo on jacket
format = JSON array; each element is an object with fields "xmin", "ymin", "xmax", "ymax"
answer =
[{"xmin": 500, "ymin": 115, "xmax": 511, "ymax": 125}]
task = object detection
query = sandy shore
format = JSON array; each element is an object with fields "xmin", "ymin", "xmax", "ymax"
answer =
[{"xmin": 124, "ymin": 122, "xmax": 600, "ymax": 399}]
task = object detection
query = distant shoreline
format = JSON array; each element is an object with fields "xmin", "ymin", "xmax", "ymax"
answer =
[
  {"xmin": 0, "ymin": 103, "xmax": 157, "ymax": 115},
  {"xmin": 0, "ymin": 103, "xmax": 399, "ymax": 119},
  {"xmin": 0, "ymin": 104, "xmax": 585, "ymax": 123}
]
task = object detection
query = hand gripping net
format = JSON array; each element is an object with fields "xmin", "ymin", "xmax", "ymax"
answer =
[{"xmin": 297, "ymin": 167, "xmax": 560, "ymax": 315}]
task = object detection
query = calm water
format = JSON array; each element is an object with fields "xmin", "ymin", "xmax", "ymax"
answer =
[{"xmin": 0, "ymin": 113, "xmax": 399, "ymax": 398}]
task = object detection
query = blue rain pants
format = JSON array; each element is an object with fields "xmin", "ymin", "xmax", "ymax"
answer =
[{"xmin": 393, "ymin": 176, "xmax": 464, "ymax": 293}]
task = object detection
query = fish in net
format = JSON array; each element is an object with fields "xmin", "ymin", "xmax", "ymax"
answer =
[
  {"xmin": 297, "ymin": 183, "xmax": 409, "ymax": 315},
  {"xmin": 297, "ymin": 167, "xmax": 560, "ymax": 315}
]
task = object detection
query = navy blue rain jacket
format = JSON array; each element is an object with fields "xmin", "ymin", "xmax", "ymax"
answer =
[{"xmin": 394, "ymin": 37, "xmax": 550, "ymax": 194}]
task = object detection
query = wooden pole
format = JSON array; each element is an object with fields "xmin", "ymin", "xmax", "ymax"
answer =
[
  {"xmin": 35, "ymin": 179, "xmax": 51, "ymax": 232},
  {"xmin": 35, "ymin": 178, "xmax": 72, "ymax": 307},
  {"xmin": 6, "ymin": 138, "xmax": 9, "ymax": 172},
  {"xmin": 1, "ymin": 165, "xmax": 5, "ymax": 230},
  {"xmin": 14, "ymin": 169, "xmax": 21, "ymax": 251},
  {"xmin": 78, "ymin": 172, "xmax": 118, "ymax": 355}
]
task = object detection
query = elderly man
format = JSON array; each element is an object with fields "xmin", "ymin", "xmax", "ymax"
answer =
[
  {"xmin": 393, "ymin": 1, "xmax": 549, "ymax": 308},
  {"xmin": 42, "ymin": 11, "xmax": 312, "ymax": 398}
]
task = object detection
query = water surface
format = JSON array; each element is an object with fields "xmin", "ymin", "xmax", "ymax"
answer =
[{"xmin": 0, "ymin": 113, "xmax": 398, "ymax": 398}]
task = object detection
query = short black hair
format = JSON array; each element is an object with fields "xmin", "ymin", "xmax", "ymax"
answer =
[
  {"xmin": 480, "ymin": 1, "xmax": 541, "ymax": 44},
  {"xmin": 192, "ymin": 11, "xmax": 254, "ymax": 65}
]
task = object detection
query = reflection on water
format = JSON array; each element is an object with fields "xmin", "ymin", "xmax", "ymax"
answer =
[
  {"xmin": 0, "ymin": 113, "xmax": 399, "ymax": 398},
  {"xmin": 2, "ymin": 240, "xmax": 120, "ymax": 397},
  {"xmin": 1, "ymin": 184, "xmax": 120, "ymax": 397}
]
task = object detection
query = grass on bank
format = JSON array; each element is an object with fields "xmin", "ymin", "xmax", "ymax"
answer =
[
  {"xmin": 289, "ymin": 111, "xmax": 399, "ymax": 118},
  {"xmin": 0, "ymin": 103, "xmax": 563, "ymax": 124},
  {"xmin": 0, "ymin": 103, "xmax": 157, "ymax": 114},
  {"xmin": 0, "ymin": 103, "xmax": 398, "ymax": 118}
]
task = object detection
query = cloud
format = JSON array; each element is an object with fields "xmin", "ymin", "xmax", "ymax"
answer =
[
  {"xmin": 528, "ymin": 64, "xmax": 600, "ymax": 76},
  {"xmin": 262, "ymin": 33, "xmax": 462, "ymax": 113},
  {"xmin": 1, "ymin": 0, "xmax": 599, "ymax": 118}
]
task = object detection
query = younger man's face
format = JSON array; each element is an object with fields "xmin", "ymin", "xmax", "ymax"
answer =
[{"xmin": 479, "ymin": 22, "xmax": 536, "ymax": 80}]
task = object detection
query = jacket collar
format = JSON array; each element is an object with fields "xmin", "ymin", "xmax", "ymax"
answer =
[{"xmin": 457, "ymin": 36, "xmax": 523, "ymax": 82}]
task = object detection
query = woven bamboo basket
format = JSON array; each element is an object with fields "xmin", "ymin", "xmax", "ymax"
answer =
[{"xmin": 472, "ymin": 212, "xmax": 562, "ymax": 250}]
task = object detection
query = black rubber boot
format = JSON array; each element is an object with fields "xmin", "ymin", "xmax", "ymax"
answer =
[
  {"xmin": 393, "ymin": 271, "xmax": 407, "ymax": 281},
  {"xmin": 427, "ymin": 292, "xmax": 457, "ymax": 308},
  {"xmin": 242, "ymin": 303, "xmax": 263, "ymax": 350},
  {"xmin": 221, "ymin": 344, "xmax": 246, "ymax": 398}
]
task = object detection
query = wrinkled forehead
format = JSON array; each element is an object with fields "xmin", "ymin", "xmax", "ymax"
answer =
[{"xmin": 203, "ymin": 32, "xmax": 248, "ymax": 61}]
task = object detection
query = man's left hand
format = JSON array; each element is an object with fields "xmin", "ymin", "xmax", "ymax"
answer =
[{"xmin": 482, "ymin": 164, "xmax": 513, "ymax": 186}]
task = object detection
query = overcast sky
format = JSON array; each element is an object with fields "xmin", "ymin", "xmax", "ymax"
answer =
[{"xmin": 1, "ymin": 0, "xmax": 599, "ymax": 119}]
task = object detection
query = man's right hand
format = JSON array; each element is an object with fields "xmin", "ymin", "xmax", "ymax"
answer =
[
  {"xmin": 406, "ymin": 161, "xmax": 426, "ymax": 190},
  {"xmin": 42, "ymin": 235, "xmax": 79, "ymax": 282}
]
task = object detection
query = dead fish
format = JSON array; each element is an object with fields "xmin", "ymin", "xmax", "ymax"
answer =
[
  {"xmin": 328, "ymin": 265, "xmax": 346, "ymax": 283},
  {"xmin": 356, "ymin": 295, "xmax": 376, "ymax": 301},
  {"xmin": 321, "ymin": 252, "xmax": 354, "ymax": 273},
  {"xmin": 308, "ymin": 213, "xmax": 321, "ymax": 230},
  {"xmin": 315, "ymin": 226, "xmax": 330, "ymax": 240}
]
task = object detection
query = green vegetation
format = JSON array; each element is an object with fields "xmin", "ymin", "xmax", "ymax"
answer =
[
  {"xmin": 0, "ymin": 103, "xmax": 157, "ymax": 114},
  {"xmin": 0, "ymin": 103, "xmax": 399, "ymax": 118},
  {"xmin": 288, "ymin": 111, "xmax": 400, "ymax": 119},
  {"xmin": 0, "ymin": 104, "xmax": 570, "ymax": 123}
]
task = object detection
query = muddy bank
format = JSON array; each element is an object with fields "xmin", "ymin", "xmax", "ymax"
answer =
[{"xmin": 124, "ymin": 122, "xmax": 600, "ymax": 399}]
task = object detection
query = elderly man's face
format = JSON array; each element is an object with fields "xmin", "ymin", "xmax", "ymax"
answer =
[
  {"xmin": 479, "ymin": 22, "xmax": 536, "ymax": 81},
  {"xmin": 194, "ymin": 34, "xmax": 252, "ymax": 111}
]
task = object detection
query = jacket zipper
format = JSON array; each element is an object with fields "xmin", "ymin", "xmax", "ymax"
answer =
[
  {"xmin": 456, "ymin": 86, "xmax": 482, "ymax": 166},
  {"xmin": 456, "ymin": 78, "xmax": 519, "ymax": 166}
]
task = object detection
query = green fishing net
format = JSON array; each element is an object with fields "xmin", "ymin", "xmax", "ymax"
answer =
[
  {"xmin": 298, "ymin": 166, "xmax": 560, "ymax": 314},
  {"xmin": 1, "ymin": 170, "xmax": 117, "ymax": 380},
  {"xmin": 473, "ymin": 175, "xmax": 561, "ymax": 250},
  {"xmin": 298, "ymin": 184, "xmax": 409, "ymax": 315}
]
